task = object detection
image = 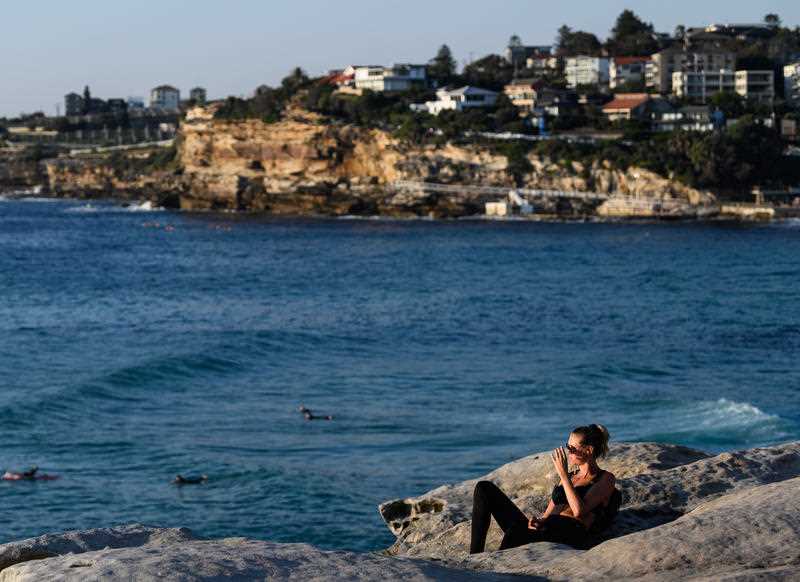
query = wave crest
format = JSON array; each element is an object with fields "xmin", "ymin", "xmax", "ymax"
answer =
[
  {"xmin": 65, "ymin": 201, "xmax": 164, "ymax": 214},
  {"xmin": 638, "ymin": 398, "xmax": 793, "ymax": 449}
]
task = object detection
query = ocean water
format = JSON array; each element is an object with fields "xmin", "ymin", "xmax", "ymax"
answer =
[{"xmin": 1, "ymin": 197, "xmax": 799, "ymax": 551}]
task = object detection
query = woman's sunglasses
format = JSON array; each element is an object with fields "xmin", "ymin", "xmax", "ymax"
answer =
[{"xmin": 565, "ymin": 443, "xmax": 584, "ymax": 455}]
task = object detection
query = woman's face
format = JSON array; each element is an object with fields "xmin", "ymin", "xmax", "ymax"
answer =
[{"xmin": 566, "ymin": 433, "xmax": 591, "ymax": 464}]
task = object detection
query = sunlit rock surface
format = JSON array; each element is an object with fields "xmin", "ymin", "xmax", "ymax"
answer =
[{"xmin": 1, "ymin": 442, "xmax": 798, "ymax": 581}]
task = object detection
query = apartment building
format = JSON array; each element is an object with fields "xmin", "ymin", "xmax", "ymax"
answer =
[
  {"xmin": 646, "ymin": 47, "xmax": 736, "ymax": 94},
  {"xmin": 784, "ymin": 62, "xmax": 800, "ymax": 106},
  {"xmin": 150, "ymin": 85, "xmax": 180, "ymax": 110},
  {"xmin": 672, "ymin": 69, "xmax": 774, "ymax": 103},
  {"xmin": 735, "ymin": 70, "xmax": 774, "ymax": 103},
  {"xmin": 565, "ymin": 56, "xmax": 609, "ymax": 89},
  {"xmin": 672, "ymin": 70, "xmax": 735, "ymax": 101}
]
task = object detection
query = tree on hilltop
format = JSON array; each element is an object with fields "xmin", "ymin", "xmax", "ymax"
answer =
[
  {"xmin": 82, "ymin": 85, "xmax": 92, "ymax": 115},
  {"xmin": 556, "ymin": 25, "xmax": 602, "ymax": 56},
  {"xmin": 281, "ymin": 67, "xmax": 310, "ymax": 95},
  {"xmin": 764, "ymin": 14, "xmax": 781, "ymax": 29},
  {"xmin": 428, "ymin": 44, "xmax": 457, "ymax": 83},
  {"xmin": 462, "ymin": 54, "xmax": 514, "ymax": 91},
  {"xmin": 611, "ymin": 10, "xmax": 654, "ymax": 39},
  {"xmin": 606, "ymin": 10, "xmax": 659, "ymax": 56}
]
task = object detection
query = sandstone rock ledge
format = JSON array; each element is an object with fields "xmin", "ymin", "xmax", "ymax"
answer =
[{"xmin": 1, "ymin": 442, "xmax": 798, "ymax": 581}]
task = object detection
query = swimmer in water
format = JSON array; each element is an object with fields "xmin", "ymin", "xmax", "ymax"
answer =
[
  {"xmin": 173, "ymin": 474, "xmax": 208, "ymax": 485},
  {"xmin": 2, "ymin": 466, "xmax": 60, "ymax": 481},
  {"xmin": 299, "ymin": 405, "xmax": 333, "ymax": 421}
]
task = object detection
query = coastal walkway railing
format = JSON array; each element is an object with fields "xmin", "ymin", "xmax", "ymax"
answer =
[{"xmin": 390, "ymin": 181, "xmax": 610, "ymax": 201}]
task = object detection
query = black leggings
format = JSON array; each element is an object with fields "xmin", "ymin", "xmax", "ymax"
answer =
[{"xmin": 470, "ymin": 480, "xmax": 589, "ymax": 554}]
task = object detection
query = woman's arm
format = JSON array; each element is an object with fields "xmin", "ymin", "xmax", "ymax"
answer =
[
  {"xmin": 541, "ymin": 499, "xmax": 556, "ymax": 519},
  {"xmin": 529, "ymin": 499, "xmax": 559, "ymax": 530}
]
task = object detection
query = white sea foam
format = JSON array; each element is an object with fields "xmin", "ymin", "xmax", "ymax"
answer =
[
  {"xmin": 638, "ymin": 398, "xmax": 791, "ymax": 447},
  {"xmin": 9, "ymin": 196, "xmax": 57, "ymax": 203},
  {"xmin": 65, "ymin": 201, "xmax": 164, "ymax": 214},
  {"xmin": 125, "ymin": 200, "xmax": 164, "ymax": 212},
  {"xmin": 690, "ymin": 398, "xmax": 777, "ymax": 428}
]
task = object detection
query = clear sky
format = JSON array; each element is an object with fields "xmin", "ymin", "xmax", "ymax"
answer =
[{"xmin": 1, "ymin": 0, "xmax": 798, "ymax": 117}]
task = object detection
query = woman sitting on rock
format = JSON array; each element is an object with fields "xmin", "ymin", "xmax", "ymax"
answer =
[{"xmin": 470, "ymin": 424, "xmax": 617, "ymax": 554}]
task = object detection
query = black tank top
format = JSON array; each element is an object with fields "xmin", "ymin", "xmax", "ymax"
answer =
[{"xmin": 550, "ymin": 470, "xmax": 604, "ymax": 506}]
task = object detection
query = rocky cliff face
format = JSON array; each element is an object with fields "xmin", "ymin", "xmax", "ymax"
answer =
[
  {"xmin": 0, "ymin": 152, "xmax": 46, "ymax": 191},
  {"xmin": 179, "ymin": 107, "xmax": 716, "ymax": 218},
  {"xmin": 43, "ymin": 158, "xmax": 182, "ymax": 207},
  {"xmin": 5, "ymin": 107, "xmax": 718, "ymax": 219}
]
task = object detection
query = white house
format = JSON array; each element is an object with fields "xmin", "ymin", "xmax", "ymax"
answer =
[
  {"xmin": 565, "ymin": 56, "xmax": 610, "ymax": 89},
  {"xmin": 149, "ymin": 85, "xmax": 180, "ymax": 110},
  {"xmin": 420, "ymin": 86, "xmax": 499, "ymax": 116},
  {"xmin": 610, "ymin": 57, "xmax": 650, "ymax": 89},
  {"xmin": 784, "ymin": 62, "xmax": 800, "ymax": 106},
  {"xmin": 353, "ymin": 64, "xmax": 427, "ymax": 92}
]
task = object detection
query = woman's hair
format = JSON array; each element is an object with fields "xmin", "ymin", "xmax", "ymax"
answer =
[{"xmin": 572, "ymin": 424, "xmax": 610, "ymax": 459}]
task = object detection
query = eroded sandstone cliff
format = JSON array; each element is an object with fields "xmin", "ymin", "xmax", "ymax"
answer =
[
  {"xmin": 179, "ymin": 107, "xmax": 717, "ymax": 218},
  {"xmin": 4, "ymin": 107, "xmax": 719, "ymax": 219},
  {"xmin": 43, "ymin": 157, "xmax": 182, "ymax": 207}
]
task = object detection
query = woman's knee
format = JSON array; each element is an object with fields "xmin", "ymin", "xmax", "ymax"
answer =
[
  {"xmin": 474, "ymin": 480, "xmax": 498, "ymax": 497},
  {"xmin": 475, "ymin": 481, "xmax": 502, "ymax": 497}
]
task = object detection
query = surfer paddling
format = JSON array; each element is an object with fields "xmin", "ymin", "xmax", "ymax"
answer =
[
  {"xmin": 2, "ymin": 466, "xmax": 60, "ymax": 481},
  {"xmin": 172, "ymin": 474, "xmax": 208, "ymax": 485},
  {"xmin": 299, "ymin": 405, "xmax": 333, "ymax": 421}
]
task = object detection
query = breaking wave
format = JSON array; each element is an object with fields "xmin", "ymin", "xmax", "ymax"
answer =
[
  {"xmin": 65, "ymin": 201, "xmax": 164, "ymax": 213},
  {"xmin": 637, "ymin": 398, "xmax": 794, "ymax": 449}
]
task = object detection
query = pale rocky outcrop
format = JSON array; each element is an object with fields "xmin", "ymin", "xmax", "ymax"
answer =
[
  {"xmin": 1, "ymin": 442, "xmax": 798, "ymax": 580},
  {"xmin": 0, "ymin": 525, "xmax": 524, "ymax": 582},
  {"xmin": 542, "ymin": 476, "xmax": 800, "ymax": 580},
  {"xmin": 381, "ymin": 442, "xmax": 800, "ymax": 563},
  {"xmin": 0, "ymin": 524, "xmax": 193, "ymax": 573},
  {"xmin": 379, "ymin": 442, "xmax": 710, "ymax": 555}
]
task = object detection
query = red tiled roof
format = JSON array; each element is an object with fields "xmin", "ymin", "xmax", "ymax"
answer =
[
  {"xmin": 602, "ymin": 93, "xmax": 650, "ymax": 112},
  {"xmin": 321, "ymin": 72, "xmax": 354, "ymax": 86},
  {"xmin": 613, "ymin": 56, "xmax": 651, "ymax": 65}
]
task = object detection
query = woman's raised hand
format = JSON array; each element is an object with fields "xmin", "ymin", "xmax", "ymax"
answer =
[{"xmin": 551, "ymin": 447, "xmax": 569, "ymax": 478}]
